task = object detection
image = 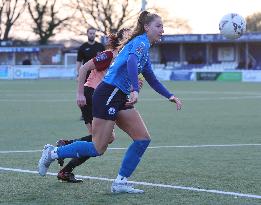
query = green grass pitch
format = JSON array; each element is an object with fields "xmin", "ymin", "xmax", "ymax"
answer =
[{"xmin": 0, "ymin": 79, "xmax": 260, "ymax": 204}]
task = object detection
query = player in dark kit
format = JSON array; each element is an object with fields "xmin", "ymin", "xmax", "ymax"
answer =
[
  {"xmin": 56, "ymin": 27, "xmax": 105, "ymax": 183},
  {"xmin": 76, "ymin": 27, "xmax": 105, "ymax": 80},
  {"xmin": 77, "ymin": 27, "xmax": 105, "ymax": 123},
  {"xmin": 56, "ymin": 29, "xmax": 131, "ymax": 183}
]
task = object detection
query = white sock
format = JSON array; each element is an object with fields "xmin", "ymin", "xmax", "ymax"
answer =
[
  {"xmin": 115, "ymin": 174, "xmax": 127, "ymax": 183},
  {"xmin": 50, "ymin": 147, "xmax": 58, "ymax": 159}
]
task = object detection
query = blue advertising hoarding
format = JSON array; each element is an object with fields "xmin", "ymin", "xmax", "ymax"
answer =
[
  {"xmin": 170, "ymin": 70, "xmax": 194, "ymax": 81},
  {"xmin": 0, "ymin": 47, "xmax": 40, "ymax": 53},
  {"xmin": 161, "ymin": 33, "xmax": 261, "ymax": 43},
  {"xmin": 0, "ymin": 66, "xmax": 9, "ymax": 79}
]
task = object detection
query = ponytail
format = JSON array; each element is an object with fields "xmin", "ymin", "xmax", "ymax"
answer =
[
  {"xmin": 119, "ymin": 11, "xmax": 160, "ymax": 49},
  {"xmin": 107, "ymin": 28, "xmax": 130, "ymax": 50}
]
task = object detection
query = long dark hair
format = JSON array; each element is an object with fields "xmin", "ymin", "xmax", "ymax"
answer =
[
  {"xmin": 107, "ymin": 28, "xmax": 130, "ymax": 50},
  {"xmin": 120, "ymin": 11, "xmax": 160, "ymax": 48}
]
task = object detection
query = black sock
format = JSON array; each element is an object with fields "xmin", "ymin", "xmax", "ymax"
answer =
[
  {"xmin": 79, "ymin": 135, "xmax": 92, "ymax": 142},
  {"xmin": 60, "ymin": 135, "xmax": 92, "ymax": 173},
  {"xmin": 67, "ymin": 140, "xmax": 74, "ymax": 144},
  {"xmin": 61, "ymin": 157, "xmax": 90, "ymax": 173},
  {"xmin": 66, "ymin": 135, "xmax": 92, "ymax": 144},
  {"xmin": 73, "ymin": 135, "xmax": 92, "ymax": 142}
]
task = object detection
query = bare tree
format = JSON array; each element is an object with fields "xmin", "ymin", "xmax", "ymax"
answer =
[
  {"xmin": 0, "ymin": 1, "xmax": 4, "ymax": 38},
  {"xmin": 73, "ymin": 0, "xmax": 140, "ymax": 35},
  {"xmin": 148, "ymin": 7, "xmax": 191, "ymax": 34},
  {"xmin": 27, "ymin": 0, "xmax": 70, "ymax": 44},
  {"xmin": 246, "ymin": 12, "xmax": 261, "ymax": 32},
  {"xmin": 167, "ymin": 18, "xmax": 192, "ymax": 34},
  {"xmin": 0, "ymin": 0, "xmax": 27, "ymax": 40},
  {"xmin": 70, "ymin": 0, "xmax": 191, "ymax": 37}
]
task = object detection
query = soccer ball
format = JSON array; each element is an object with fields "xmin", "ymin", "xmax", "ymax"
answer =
[{"xmin": 219, "ymin": 13, "xmax": 246, "ymax": 39}]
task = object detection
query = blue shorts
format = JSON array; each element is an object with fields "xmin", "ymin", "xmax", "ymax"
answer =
[{"xmin": 92, "ymin": 82, "xmax": 133, "ymax": 121}]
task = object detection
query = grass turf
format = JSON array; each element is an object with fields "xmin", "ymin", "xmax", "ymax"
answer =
[{"xmin": 0, "ymin": 79, "xmax": 260, "ymax": 204}]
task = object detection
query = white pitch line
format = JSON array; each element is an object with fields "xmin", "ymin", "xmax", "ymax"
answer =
[
  {"xmin": 0, "ymin": 99, "xmax": 73, "ymax": 102},
  {"xmin": 147, "ymin": 144, "xmax": 261, "ymax": 148},
  {"xmin": 0, "ymin": 150, "xmax": 42, "ymax": 153},
  {"xmin": 0, "ymin": 166, "xmax": 260, "ymax": 199},
  {"xmin": 140, "ymin": 96, "xmax": 261, "ymax": 102},
  {"xmin": 1, "ymin": 143, "xmax": 261, "ymax": 154}
]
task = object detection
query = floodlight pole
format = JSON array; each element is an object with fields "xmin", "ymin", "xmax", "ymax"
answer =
[{"xmin": 141, "ymin": 0, "xmax": 147, "ymax": 11}]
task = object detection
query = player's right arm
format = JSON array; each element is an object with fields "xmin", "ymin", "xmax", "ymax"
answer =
[
  {"xmin": 76, "ymin": 61, "xmax": 82, "ymax": 77},
  {"xmin": 76, "ymin": 45, "xmax": 84, "ymax": 77},
  {"xmin": 76, "ymin": 60, "xmax": 96, "ymax": 107},
  {"xmin": 76, "ymin": 50, "xmax": 114, "ymax": 107}
]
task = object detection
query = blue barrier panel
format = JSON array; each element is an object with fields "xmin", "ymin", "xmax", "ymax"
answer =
[{"xmin": 170, "ymin": 70, "xmax": 194, "ymax": 81}]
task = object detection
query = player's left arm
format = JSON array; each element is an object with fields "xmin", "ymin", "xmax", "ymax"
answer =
[
  {"xmin": 127, "ymin": 39, "xmax": 148, "ymax": 94},
  {"xmin": 142, "ymin": 60, "xmax": 182, "ymax": 110}
]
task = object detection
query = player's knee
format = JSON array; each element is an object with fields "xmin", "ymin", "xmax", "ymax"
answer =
[{"xmin": 140, "ymin": 129, "xmax": 150, "ymax": 140}]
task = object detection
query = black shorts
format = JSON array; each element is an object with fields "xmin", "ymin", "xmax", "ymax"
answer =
[
  {"xmin": 80, "ymin": 86, "xmax": 95, "ymax": 124},
  {"xmin": 92, "ymin": 82, "xmax": 133, "ymax": 121}
]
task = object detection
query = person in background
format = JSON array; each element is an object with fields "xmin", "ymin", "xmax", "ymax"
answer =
[
  {"xmin": 22, "ymin": 58, "xmax": 32, "ymax": 65},
  {"xmin": 76, "ymin": 27, "xmax": 105, "ymax": 80},
  {"xmin": 76, "ymin": 27, "xmax": 105, "ymax": 121}
]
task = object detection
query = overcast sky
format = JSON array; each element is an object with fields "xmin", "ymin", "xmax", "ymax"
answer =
[
  {"xmin": 12, "ymin": 0, "xmax": 261, "ymax": 42},
  {"xmin": 149, "ymin": 0, "xmax": 261, "ymax": 34}
]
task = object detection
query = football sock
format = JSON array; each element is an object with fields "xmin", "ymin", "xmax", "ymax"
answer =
[
  {"xmin": 61, "ymin": 157, "xmax": 89, "ymax": 173},
  {"xmin": 66, "ymin": 135, "xmax": 92, "ymax": 144},
  {"xmin": 57, "ymin": 141, "xmax": 100, "ymax": 158},
  {"xmin": 79, "ymin": 135, "xmax": 92, "ymax": 142},
  {"xmin": 59, "ymin": 135, "xmax": 92, "ymax": 172},
  {"xmin": 119, "ymin": 139, "xmax": 150, "ymax": 178}
]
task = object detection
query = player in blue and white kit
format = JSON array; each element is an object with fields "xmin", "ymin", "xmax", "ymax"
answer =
[{"xmin": 38, "ymin": 11, "xmax": 182, "ymax": 193}]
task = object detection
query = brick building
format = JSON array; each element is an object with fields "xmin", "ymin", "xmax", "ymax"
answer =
[{"xmin": 0, "ymin": 41, "xmax": 63, "ymax": 65}]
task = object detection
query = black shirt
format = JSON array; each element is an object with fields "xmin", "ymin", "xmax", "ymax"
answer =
[
  {"xmin": 77, "ymin": 41, "xmax": 105, "ymax": 81},
  {"xmin": 77, "ymin": 41, "xmax": 105, "ymax": 64}
]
